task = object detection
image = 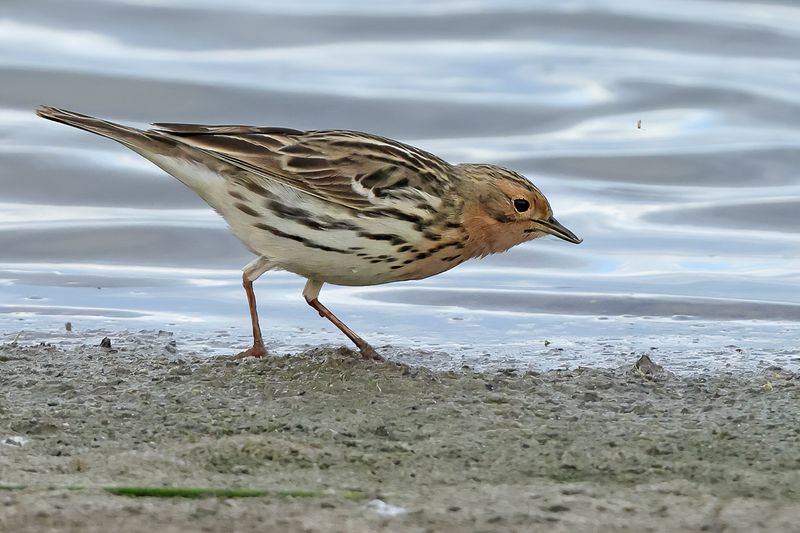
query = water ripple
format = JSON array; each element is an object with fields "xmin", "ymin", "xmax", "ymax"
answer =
[{"xmin": 0, "ymin": 0, "xmax": 798, "ymax": 371}]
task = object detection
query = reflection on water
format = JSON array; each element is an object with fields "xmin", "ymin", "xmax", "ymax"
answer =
[{"xmin": 0, "ymin": 0, "xmax": 798, "ymax": 372}]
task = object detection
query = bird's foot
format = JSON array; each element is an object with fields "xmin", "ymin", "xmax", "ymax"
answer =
[
  {"xmin": 232, "ymin": 343, "xmax": 268, "ymax": 359},
  {"xmin": 358, "ymin": 343, "xmax": 383, "ymax": 361}
]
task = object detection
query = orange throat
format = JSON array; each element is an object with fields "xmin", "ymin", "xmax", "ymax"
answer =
[{"xmin": 461, "ymin": 203, "xmax": 528, "ymax": 258}]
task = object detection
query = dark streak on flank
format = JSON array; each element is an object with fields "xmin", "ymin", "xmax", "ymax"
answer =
[
  {"xmin": 422, "ymin": 231, "xmax": 441, "ymax": 241},
  {"xmin": 229, "ymin": 190, "xmax": 246, "ymax": 201},
  {"xmin": 254, "ymin": 223, "xmax": 349, "ymax": 254},
  {"xmin": 267, "ymin": 200, "xmax": 310, "ymax": 222},
  {"xmin": 415, "ymin": 252, "xmax": 431, "ymax": 260},
  {"xmin": 268, "ymin": 200, "xmax": 360, "ymax": 231},
  {"xmin": 396, "ymin": 245, "xmax": 413, "ymax": 253},
  {"xmin": 235, "ymin": 202, "xmax": 260, "ymax": 217},
  {"xmin": 357, "ymin": 232, "xmax": 407, "ymax": 246},
  {"xmin": 445, "ymin": 222, "xmax": 463, "ymax": 229},
  {"xmin": 442, "ymin": 254, "xmax": 462, "ymax": 262},
  {"xmin": 428, "ymin": 241, "xmax": 462, "ymax": 254},
  {"xmin": 390, "ymin": 265, "xmax": 403, "ymax": 270}
]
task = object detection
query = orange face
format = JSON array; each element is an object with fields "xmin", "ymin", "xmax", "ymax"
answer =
[{"xmin": 460, "ymin": 166, "xmax": 581, "ymax": 258}]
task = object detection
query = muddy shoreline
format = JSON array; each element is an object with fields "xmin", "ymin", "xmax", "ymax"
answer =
[{"xmin": 1, "ymin": 335, "xmax": 798, "ymax": 532}]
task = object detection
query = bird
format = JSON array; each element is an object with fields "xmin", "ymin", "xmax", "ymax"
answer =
[{"xmin": 36, "ymin": 106, "xmax": 582, "ymax": 360}]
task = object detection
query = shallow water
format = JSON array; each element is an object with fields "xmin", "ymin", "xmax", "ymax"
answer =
[{"xmin": 1, "ymin": 0, "xmax": 798, "ymax": 372}]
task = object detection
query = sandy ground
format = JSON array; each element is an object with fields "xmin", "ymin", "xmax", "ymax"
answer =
[{"xmin": 1, "ymin": 333, "xmax": 799, "ymax": 532}]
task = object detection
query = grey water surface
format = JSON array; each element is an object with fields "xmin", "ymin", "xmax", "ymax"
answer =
[{"xmin": 1, "ymin": 0, "xmax": 798, "ymax": 372}]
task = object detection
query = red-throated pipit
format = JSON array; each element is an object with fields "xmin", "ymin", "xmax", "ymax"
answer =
[{"xmin": 37, "ymin": 106, "xmax": 581, "ymax": 360}]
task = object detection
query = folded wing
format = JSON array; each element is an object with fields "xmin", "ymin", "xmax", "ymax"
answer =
[{"xmin": 152, "ymin": 123, "xmax": 454, "ymax": 212}]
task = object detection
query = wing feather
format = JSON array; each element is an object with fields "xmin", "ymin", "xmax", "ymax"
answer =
[{"xmin": 150, "ymin": 124, "xmax": 454, "ymax": 211}]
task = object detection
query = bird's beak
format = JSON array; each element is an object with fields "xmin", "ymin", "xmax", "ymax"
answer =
[{"xmin": 535, "ymin": 216, "xmax": 583, "ymax": 244}]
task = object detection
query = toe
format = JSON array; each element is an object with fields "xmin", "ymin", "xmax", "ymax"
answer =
[
  {"xmin": 359, "ymin": 345, "xmax": 383, "ymax": 361},
  {"xmin": 233, "ymin": 344, "xmax": 268, "ymax": 359}
]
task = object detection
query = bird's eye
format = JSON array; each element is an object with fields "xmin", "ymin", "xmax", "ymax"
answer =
[{"xmin": 513, "ymin": 198, "xmax": 530, "ymax": 213}]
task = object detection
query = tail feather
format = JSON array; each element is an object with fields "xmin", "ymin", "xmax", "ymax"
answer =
[
  {"xmin": 36, "ymin": 105, "xmax": 161, "ymax": 151},
  {"xmin": 36, "ymin": 106, "xmax": 230, "ymax": 201}
]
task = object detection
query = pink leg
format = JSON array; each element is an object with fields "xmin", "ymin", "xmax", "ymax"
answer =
[
  {"xmin": 234, "ymin": 258, "xmax": 272, "ymax": 359},
  {"xmin": 303, "ymin": 279, "xmax": 381, "ymax": 360}
]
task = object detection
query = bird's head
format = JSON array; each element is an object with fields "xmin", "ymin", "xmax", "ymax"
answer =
[{"xmin": 457, "ymin": 163, "xmax": 582, "ymax": 257}]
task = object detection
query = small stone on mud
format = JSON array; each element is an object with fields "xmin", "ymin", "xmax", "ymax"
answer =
[
  {"xmin": 583, "ymin": 391, "xmax": 600, "ymax": 402},
  {"xmin": 65, "ymin": 322, "xmax": 72, "ymax": 332},
  {"xmin": 99, "ymin": 337, "xmax": 112, "ymax": 349},
  {"xmin": 632, "ymin": 354, "xmax": 666, "ymax": 380},
  {"xmin": 2, "ymin": 436, "xmax": 28, "ymax": 447},
  {"xmin": 365, "ymin": 499, "xmax": 407, "ymax": 517}
]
